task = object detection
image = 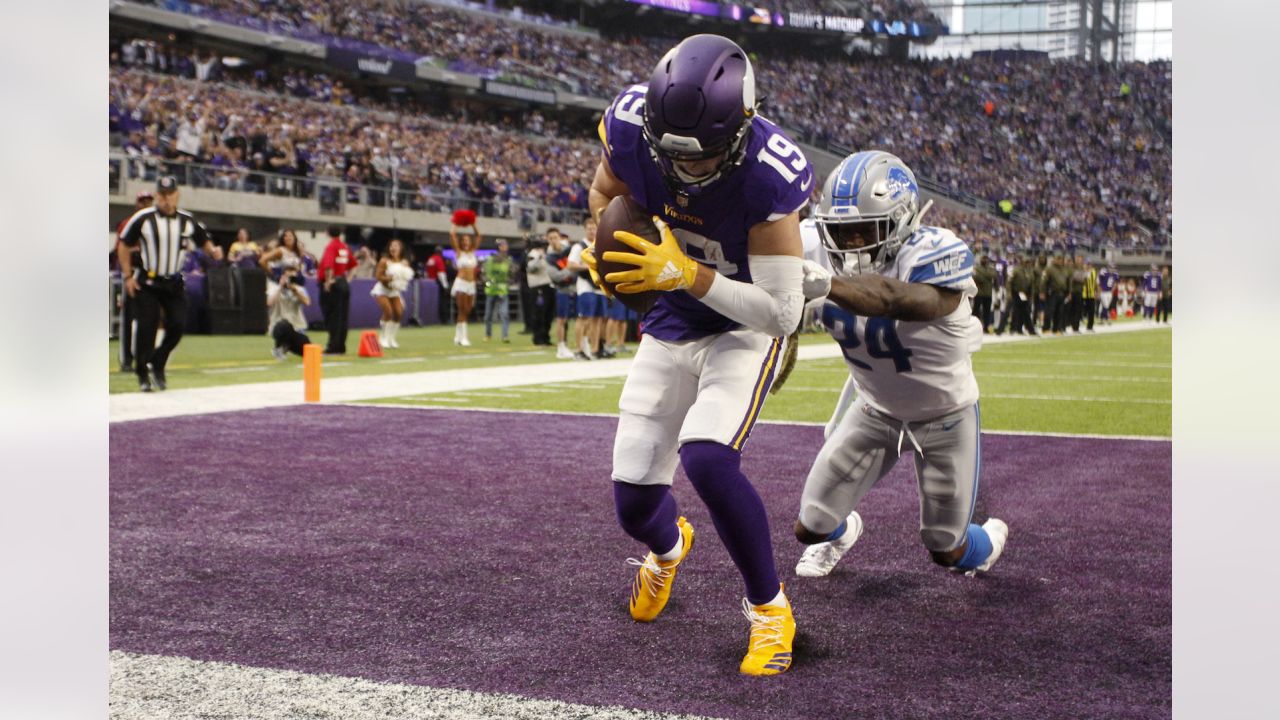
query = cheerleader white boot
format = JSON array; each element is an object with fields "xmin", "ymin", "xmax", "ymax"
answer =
[
  {"xmin": 453, "ymin": 323, "xmax": 462, "ymax": 346},
  {"xmin": 387, "ymin": 322, "xmax": 400, "ymax": 348},
  {"xmin": 459, "ymin": 322, "xmax": 471, "ymax": 347},
  {"xmin": 378, "ymin": 321, "xmax": 390, "ymax": 349}
]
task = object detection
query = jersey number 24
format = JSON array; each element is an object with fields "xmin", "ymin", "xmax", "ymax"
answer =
[{"xmin": 821, "ymin": 304, "xmax": 913, "ymax": 373}]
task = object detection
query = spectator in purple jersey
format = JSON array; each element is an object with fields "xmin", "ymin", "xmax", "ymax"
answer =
[{"xmin": 587, "ymin": 35, "xmax": 808, "ymax": 677}]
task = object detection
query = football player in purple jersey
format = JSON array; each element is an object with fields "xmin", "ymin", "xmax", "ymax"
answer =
[
  {"xmin": 581, "ymin": 34, "xmax": 811, "ymax": 676},
  {"xmin": 1097, "ymin": 262, "xmax": 1119, "ymax": 325},
  {"xmin": 1141, "ymin": 263, "xmax": 1163, "ymax": 321}
]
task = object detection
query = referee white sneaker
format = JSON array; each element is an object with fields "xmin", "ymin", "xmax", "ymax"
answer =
[{"xmin": 796, "ymin": 511, "xmax": 864, "ymax": 577}]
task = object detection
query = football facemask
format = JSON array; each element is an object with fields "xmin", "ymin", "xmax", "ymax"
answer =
[{"xmin": 818, "ymin": 217, "xmax": 895, "ymax": 275}]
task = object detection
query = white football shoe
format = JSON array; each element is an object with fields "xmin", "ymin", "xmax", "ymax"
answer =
[
  {"xmin": 960, "ymin": 518, "xmax": 1010, "ymax": 577},
  {"xmin": 795, "ymin": 511, "xmax": 864, "ymax": 577}
]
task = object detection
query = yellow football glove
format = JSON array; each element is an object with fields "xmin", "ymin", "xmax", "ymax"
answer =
[
  {"xmin": 602, "ymin": 216, "xmax": 700, "ymax": 294},
  {"xmin": 580, "ymin": 245, "xmax": 613, "ymax": 299}
]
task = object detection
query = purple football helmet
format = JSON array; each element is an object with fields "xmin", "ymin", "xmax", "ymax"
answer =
[{"xmin": 642, "ymin": 34, "xmax": 757, "ymax": 196}]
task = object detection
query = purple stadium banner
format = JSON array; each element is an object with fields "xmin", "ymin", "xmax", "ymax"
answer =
[
  {"xmin": 326, "ymin": 47, "xmax": 419, "ymax": 81},
  {"xmin": 624, "ymin": 0, "xmax": 724, "ymax": 19}
]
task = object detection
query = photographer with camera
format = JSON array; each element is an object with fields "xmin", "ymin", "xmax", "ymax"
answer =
[{"xmin": 267, "ymin": 265, "xmax": 313, "ymax": 359}]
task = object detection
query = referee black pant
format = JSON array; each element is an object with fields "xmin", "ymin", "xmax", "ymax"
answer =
[
  {"xmin": 133, "ymin": 277, "xmax": 186, "ymax": 382},
  {"xmin": 320, "ymin": 277, "xmax": 351, "ymax": 353},
  {"xmin": 119, "ymin": 291, "xmax": 136, "ymax": 369}
]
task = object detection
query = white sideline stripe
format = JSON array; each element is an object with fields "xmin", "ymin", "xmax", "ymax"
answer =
[
  {"xmin": 453, "ymin": 391, "xmax": 522, "ymax": 399},
  {"xmin": 379, "ymin": 357, "xmax": 428, "ymax": 364},
  {"xmin": 351, "ymin": 403, "xmax": 1172, "ymax": 441},
  {"xmin": 110, "ymin": 651, "xmax": 723, "ymax": 720},
  {"xmin": 110, "ymin": 322, "xmax": 1163, "ymax": 423}
]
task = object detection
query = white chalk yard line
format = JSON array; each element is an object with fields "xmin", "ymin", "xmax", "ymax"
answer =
[{"xmin": 110, "ymin": 651, "xmax": 722, "ymax": 720}]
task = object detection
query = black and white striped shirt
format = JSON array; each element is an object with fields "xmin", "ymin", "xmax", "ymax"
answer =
[{"xmin": 118, "ymin": 207, "xmax": 209, "ymax": 277}]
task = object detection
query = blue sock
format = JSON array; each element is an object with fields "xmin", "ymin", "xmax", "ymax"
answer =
[
  {"xmin": 953, "ymin": 523, "xmax": 994, "ymax": 571},
  {"xmin": 825, "ymin": 519, "xmax": 848, "ymax": 542},
  {"xmin": 680, "ymin": 441, "xmax": 780, "ymax": 605}
]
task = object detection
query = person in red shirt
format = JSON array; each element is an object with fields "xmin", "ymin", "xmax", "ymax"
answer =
[
  {"xmin": 317, "ymin": 224, "xmax": 355, "ymax": 354},
  {"xmin": 423, "ymin": 244, "xmax": 449, "ymax": 325}
]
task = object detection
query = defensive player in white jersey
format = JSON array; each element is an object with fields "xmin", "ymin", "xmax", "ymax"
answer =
[{"xmin": 792, "ymin": 151, "xmax": 1009, "ymax": 578}]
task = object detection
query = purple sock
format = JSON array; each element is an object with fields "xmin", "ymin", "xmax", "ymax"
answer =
[
  {"xmin": 679, "ymin": 441, "xmax": 780, "ymax": 605},
  {"xmin": 613, "ymin": 481, "xmax": 680, "ymax": 555}
]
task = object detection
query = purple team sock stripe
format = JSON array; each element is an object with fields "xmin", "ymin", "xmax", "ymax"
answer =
[{"xmin": 730, "ymin": 338, "xmax": 782, "ymax": 451}]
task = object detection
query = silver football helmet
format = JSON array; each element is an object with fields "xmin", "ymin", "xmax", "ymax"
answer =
[{"xmin": 814, "ymin": 150, "xmax": 930, "ymax": 275}]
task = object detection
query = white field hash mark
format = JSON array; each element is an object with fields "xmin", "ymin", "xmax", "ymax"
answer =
[{"xmin": 110, "ymin": 651, "xmax": 724, "ymax": 720}]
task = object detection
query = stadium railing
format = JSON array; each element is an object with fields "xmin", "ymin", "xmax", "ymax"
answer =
[{"xmin": 109, "ymin": 152, "xmax": 590, "ymax": 230}]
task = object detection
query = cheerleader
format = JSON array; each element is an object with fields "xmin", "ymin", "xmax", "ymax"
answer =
[
  {"xmin": 372, "ymin": 239, "xmax": 413, "ymax": 348},
  {"xmin": 450, "ymin": 220, "xmax": 481, "ymax": 346},
  {"xmin": 259, "ymin": 229, "xmax": 314, "ymax": 279}
]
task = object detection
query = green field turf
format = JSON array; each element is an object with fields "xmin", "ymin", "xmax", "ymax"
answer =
[{"xmin": 367, "ymin": 327, "xmax": 1171, "ymax": 438}]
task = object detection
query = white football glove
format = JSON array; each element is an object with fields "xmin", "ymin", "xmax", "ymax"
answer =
[{"xmin": 801, "ymin": 259, "xmax": 832, "ymax": 300}]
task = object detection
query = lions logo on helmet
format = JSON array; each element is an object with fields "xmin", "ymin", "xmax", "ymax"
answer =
[{"xmin": 815, "ymin": 151, "xmax": 927, "ymax": 275}]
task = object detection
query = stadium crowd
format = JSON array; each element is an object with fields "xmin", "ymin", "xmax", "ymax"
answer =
[
  {"xmin": 110, "ymin": 64, "xmax": 596, "ymax": 217},
  {"xmin": 124, "ymin": 0, "xmax": 1170, "ymax": 251}
]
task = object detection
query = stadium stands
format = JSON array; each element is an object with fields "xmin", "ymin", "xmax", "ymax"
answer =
[
  {"xmin": 113, "ymin": 0, "xmax": 1171, "ymax": 254},
  {"xmin": 109, "ymin": 63, "xmax": 596, "ymax": 221}
]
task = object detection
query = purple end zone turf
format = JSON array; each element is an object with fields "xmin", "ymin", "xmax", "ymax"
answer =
[{"xmin": 111, "ymin": 406, "xmax": 1171, "ymax": 719}]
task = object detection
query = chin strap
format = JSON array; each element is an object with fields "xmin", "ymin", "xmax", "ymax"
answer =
[{"xmin": 909, "ymin": 199, "xmax": 934, "ymax": 235}]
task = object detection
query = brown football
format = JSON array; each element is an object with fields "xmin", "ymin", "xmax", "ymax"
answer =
[{"xmin": 595, "ymin": 194, "xmax": 662, "ymax": 314}]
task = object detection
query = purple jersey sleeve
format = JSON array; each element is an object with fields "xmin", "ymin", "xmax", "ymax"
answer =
[
  {"xmin": 740, "ymin": 116, "xmax": 815, "ymax": 228},
  {"xmin": 598, "ymin": 93, "xmax": 814, "ymax": 341}
]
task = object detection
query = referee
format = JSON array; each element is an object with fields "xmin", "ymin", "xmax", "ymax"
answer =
[{"xmin": 117, "ymin": 176, "xmax": 210, "ymax": 392}]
